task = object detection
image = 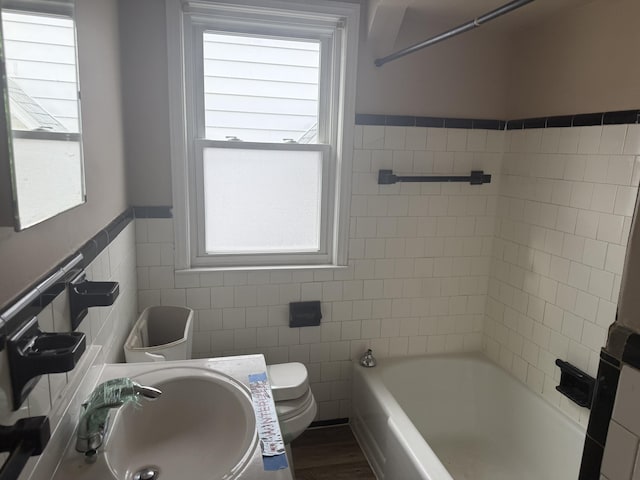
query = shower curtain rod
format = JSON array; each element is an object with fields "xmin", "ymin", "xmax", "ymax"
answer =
[{"xmin": 374, "ymin": 0, "xmax": 537, "ymax": 67}]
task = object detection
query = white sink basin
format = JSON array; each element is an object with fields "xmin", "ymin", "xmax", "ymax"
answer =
[
  {"xmin": 48, "ymin": 356, "xmax": 290, "ymax": 480},
  {"xmin": 104, "ymin": 366, "xmax": 257, "ymax": 480}
]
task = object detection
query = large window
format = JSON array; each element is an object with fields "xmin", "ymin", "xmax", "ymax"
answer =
[{"xmin": 167, "ymin": 0, "xmax": 359, "ymax": 269}]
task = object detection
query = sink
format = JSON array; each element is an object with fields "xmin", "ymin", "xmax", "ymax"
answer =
[
  {"xmin": 104, "ymin": 367, "xmax": 257, "ymax": 480},
  {"xmin": 49, "ymin": 355, "xmax": 291, "ymax": 480}
]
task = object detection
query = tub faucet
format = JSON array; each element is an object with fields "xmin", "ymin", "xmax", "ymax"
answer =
[
  {"xmin": 360, "ymin": 349, "xmax": 377, "ymax": 367},
  {"xmin": 75, "ymin": 378, "xmax": 161, "ymax": 461}
]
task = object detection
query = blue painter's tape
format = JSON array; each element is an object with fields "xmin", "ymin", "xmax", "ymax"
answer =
[
  {"xmin": 263, "ymin": 453, "xmax": 288, "ymax": 471},
  {"xmin": 249, "ymin": 372, "xmax": 268, "ymax": 383},
  {"xmin": 248, "ymin": 371, "xmax": 289, "ymax": 471}
]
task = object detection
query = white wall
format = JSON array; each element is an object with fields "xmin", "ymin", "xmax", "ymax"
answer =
[{"xmin": 485, "ymin": 125, "xmax": 640, "ymax": 425}]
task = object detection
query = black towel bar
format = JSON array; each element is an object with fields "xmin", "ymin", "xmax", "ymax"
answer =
[{"xmin": 377, "ymin": 169, "xmax": 492, "ymax": 185}]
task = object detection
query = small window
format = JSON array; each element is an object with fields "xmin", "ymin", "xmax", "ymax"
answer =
[{"xmin": 167, "ymin": 0, "xmax": 359, "ymax": 269}]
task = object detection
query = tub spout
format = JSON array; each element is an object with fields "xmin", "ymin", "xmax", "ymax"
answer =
[{"xmin": 360, "ymin": 349, "xmax": 377, "ymax": 368}]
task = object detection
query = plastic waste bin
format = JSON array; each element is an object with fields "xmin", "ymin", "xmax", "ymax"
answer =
[{"xmin": 124, "ymin": 306, "xmax": 194, "ymax": 362}]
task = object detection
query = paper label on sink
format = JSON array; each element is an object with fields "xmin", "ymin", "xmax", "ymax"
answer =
[{"xmin": 248, "ymin": 372, "xmax": 287, "ymax": 461}]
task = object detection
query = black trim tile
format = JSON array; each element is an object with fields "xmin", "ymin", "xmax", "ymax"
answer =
[
  {"xmin": 385, "ymin": 115, "xmax": 415, "ymax": 126},
  {"xmin": 133, "ymin": 206, "xmax": 173, "ymax": 218},
  {"xmin": 94, "ymin": 230, "xmax": 109, "ymax": 254},
  {"xmin": 309, "ymin": 418, "xmax": 349, "ymax": 428},
  {"xmin": 600, "ymin": 348, "xmax": 620, "ymax": 368},
  {"xmin": 603, "ymin": 110, "xmax": 640, "ymax": 125},
  {"xmin": 355, "ymin": 114, "xmax": 385, "ymax": 125},
  {"xmin": 587, "ymin": 357, "xmax": 620, "ymax": 446},
  {"xmin": 444, "ymin": 118, "xmax": 473, "ymax": 129},
  {"xmin": 573, "ymin": 113, "xmax": 604, "ymax": 127},
  {"xmin": 472, "ymin": 119, "xmax": 502, "ymax": 130},
  {"xmin": 79, "ymin": 239, "xmax": 99, "ymax": 268},
  {"xmin": 354, "ymin": 109, "xmax": 640, "ymax": 131},
  {"xmin": 547, "ymin": 115, "xmax": 573, "ymax": 128},
  {"xmin": 106, "ymin": 210, "xmax": 133, "ymax": 243},
  {"xmin": 415, "ymin": 116, "xmax": 444, "ymax": 128},
  {"xmin": 579, "ymin": 435, "xmax": 604, "ymax": 480},
  {"xmin": 523, "ymin": 117, "xmax": 546, "ymax": 129},
  {"xmin": 622, "ymin": 333, "xmax": 640, "ymax": 370}
]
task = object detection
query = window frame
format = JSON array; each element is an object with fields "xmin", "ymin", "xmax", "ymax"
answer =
[{"xmin": 166, "ymin": 0, "xmax": 359, "ymax": 270}]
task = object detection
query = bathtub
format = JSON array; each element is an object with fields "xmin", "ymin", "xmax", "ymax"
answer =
[{"xmin": 351, "ymin": 353, "xmax": 585, "ymax": 480}]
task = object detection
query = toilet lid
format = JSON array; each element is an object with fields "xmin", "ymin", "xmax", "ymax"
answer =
[{"xmin": 267, "ymin": 362, "xmax": 309, "ymax": 401}]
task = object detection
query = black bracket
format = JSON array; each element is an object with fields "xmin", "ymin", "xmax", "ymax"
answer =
[
  {"xmin": 7, "ymin": 317, "xmax": 85, "ymax": 410},
  {"xmin": 0, "ymin": 416, "xmax": 49, "ymax": 480},
  {"xmin": 69, "ymin": 274, "xmax": 119, "ymax": 330},
  {"xmin": 555, "ymin": 359, "xmax": 596, "ymax": 408},
  {"xmin": 378, "ymin": 169, "xmax": 492, "ymax": 185}
]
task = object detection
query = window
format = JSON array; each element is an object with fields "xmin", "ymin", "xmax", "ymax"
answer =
[{"xmin": 167, "ymin": 0, "xmax": 359, "ymax": 269}]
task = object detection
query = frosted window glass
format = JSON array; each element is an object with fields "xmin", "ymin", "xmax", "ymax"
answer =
[
  {"xmin": 203, "ymin": 148, "xmax": 323, "ymax": 253},
  {"xmin": 203, "ymin": 33, "xmax": 320, "ymax": 143}
]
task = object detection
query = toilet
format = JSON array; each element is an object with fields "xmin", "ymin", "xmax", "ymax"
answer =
[{"xmin": 266, "ymin": 362, "xmax": 317, "ymax": 470}]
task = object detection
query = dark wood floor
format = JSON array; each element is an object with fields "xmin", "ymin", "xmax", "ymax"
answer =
[{"xmin": 290, "ymin": 425, "xmax": 376, "ymax": 480}]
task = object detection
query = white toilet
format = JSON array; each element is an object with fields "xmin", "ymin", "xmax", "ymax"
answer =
[{"xmin": 266, "ymin": 362, "xmax": 317, "ymax": 470}]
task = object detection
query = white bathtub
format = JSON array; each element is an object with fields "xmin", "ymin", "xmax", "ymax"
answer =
[{"xmin": 351, "ymin": 353, "xmax": 586, "ymax": 480}]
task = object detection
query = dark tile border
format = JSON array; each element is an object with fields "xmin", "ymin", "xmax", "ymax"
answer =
[
  {"xmin": 579, "ymin": 436, "xmax": 604, "ymax": 480},
  {"xmin": 356, "ymin": 109, "xmax": 640, "ymax": 130},
  {"xmin": 587, "ymin": 354, "xmax": 621, "ymax": 445},
  {"xmin": 579, "ymin": 352, "xmax": 621, "ymax": 479},
  {"xmin": 621, "ymin": 333, "xmax": 640, "ymax": 370},
  {"xmin": 133, "ymin": 206, "xmax": 173, "ymax": 219},
  {"xmin": 356, "ymin": 114, "xmax": 504, "ymax": 130},
  {"xmin": 546, "ymin": 115, "xmax": 573, "ymax": 128}
]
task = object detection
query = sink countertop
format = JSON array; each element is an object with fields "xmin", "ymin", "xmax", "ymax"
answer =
[{"xmin": 33, "ymin": 354, "xmax": 293, "ymax": 480}]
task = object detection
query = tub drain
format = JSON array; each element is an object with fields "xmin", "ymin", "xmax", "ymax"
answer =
[{"xmin": 133, "ymin": 466, "xmax": 160, "ymax": 480}]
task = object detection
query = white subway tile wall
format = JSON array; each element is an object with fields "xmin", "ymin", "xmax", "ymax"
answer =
[
  {"xmin": 0, "ymin": 223, "xmax": 138, "ymax": 450},
  {"xmin": 601, "ymin": 365, "xmax": 640, "ymax": 480},
  {"xmin": 135, "ymin": 126, "xmax": 504, "ymax": 420},
  {"xmin": 484, "ymin": 124, "xmax": 640, "ymax": 426},
  {"xmin": 134, "ymin": 123, "xmax": 640, "ymax": 424}
]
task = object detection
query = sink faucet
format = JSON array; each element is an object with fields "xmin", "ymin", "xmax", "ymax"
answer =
[{"xmin": 75, "ymin": 378, "xmax": 161, "ymax": 460}]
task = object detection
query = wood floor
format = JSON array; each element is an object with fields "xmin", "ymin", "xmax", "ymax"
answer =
[{"xmin": 290, "ymin": 425, "xmax": 376, "ymax": 480}]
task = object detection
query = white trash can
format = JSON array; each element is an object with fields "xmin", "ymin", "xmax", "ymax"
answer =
[{"xmin": 124, "ymin": 306, "xmax": 194, "ymax": 362}]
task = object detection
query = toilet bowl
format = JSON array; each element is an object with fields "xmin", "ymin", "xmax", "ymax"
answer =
[{"xmin": 266, "ymin": 362, "xmax": 317, "ymax": 472}]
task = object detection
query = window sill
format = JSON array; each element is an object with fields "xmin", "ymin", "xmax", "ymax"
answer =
[{"xmin": 175, "ymin": 264, "xmax": 348, "ymax": 275}]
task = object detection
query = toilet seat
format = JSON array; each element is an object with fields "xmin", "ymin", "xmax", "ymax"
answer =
[
  {"xmin": 267, "ymin": 362, "xmax": 309, "ymax": 401},
  {"xmin": 274, "ymin": 388, "xmax": 315, "ymax": 421}
]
